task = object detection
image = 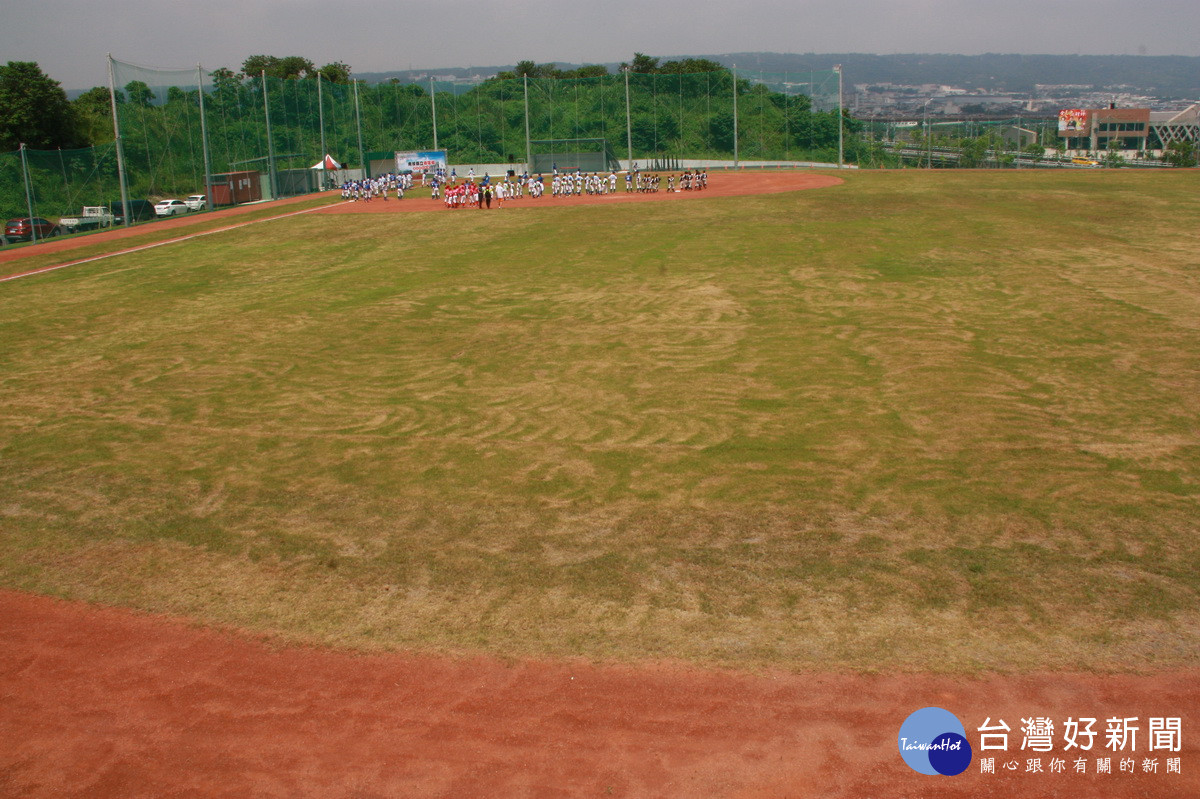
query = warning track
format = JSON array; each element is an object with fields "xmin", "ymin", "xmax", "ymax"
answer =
[{"xmin": 1, "ymin": 590, "xmax": 1195, "ymax": 798}]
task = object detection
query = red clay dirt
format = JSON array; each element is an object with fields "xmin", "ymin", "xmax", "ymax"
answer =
[{"xmin": 1, "ymin": 590, "xmax": 1195, "ymax": 798}]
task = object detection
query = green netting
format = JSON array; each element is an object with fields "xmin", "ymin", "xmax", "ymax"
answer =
[
  {"xmin": 0, "ymin": 143, "xmax": 121, "ymax": 223},
  {"xmin": 2, "ymin": 59, "xmax": 851, "ymax": 223},
  {"xmin": 529, "ymin": 138, "xmax": 621, "ymax": 173}
]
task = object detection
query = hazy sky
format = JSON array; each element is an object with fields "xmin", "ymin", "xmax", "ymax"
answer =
[{"xmin": 5, "ymin": 0, "xmax": 1199, "ymax": 89}]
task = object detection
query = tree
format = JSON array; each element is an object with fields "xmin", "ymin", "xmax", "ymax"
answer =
[
  {"xmin": 124, "ymin": 80, "xmax": 154, "ymax": 107},
  {"xmin": 241, "ymin": 55, "xmax": 315, "ymax": 80},
  {"xmin": 569, "ymin": 64, "xmax": 608, "ymax": 79},
  {"xmin": 72, "ymin": 86, "xmax": 117, "ymax": 145},
  {"xmin": 316, "ymin": 61, "xmax": 352, "ymax": 84},
  {"xmin": 0, "ymin": 61, "xmax": 81, "ymax": 150},
  {"xmin": 622, "ymin": 53, "xmax": 660, "ymax": 74},
  {"xmin": 512, "ymin": 60, "xmax": 539, "ymax": 78},
  {"xmin": 1164, "ymin": 140, "xmax": 1198, "ymax": 167},
  {"xmin": 658, "ymin": 58, "xmax": 724, "ymax": 75}
]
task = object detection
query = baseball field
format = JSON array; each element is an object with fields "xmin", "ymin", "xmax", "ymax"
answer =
[{"xmin": 1, "ymin": 169, "xmax": 1197, "ymax": 796}]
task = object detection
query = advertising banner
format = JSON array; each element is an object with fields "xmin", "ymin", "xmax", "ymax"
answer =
[
  {"xmin": 395, "ymin": 150, "xmax": 448, "ymax": 174},
  {"xmin": 1058, "ymin": 109, "xmax": 1088, "ymax": 134}
]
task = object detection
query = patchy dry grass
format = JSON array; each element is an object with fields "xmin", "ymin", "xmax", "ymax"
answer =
[{"xmin": 1, "ymin": 170, "xmax": 1199, "ymax": 671}]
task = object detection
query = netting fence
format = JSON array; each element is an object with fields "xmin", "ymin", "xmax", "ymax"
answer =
[{"xmin": 1, "ymin": 58, "xmax": 849, "ymax": 225}]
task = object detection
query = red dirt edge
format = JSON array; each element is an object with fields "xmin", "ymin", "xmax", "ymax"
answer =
[{"xmin": 1, "ymin": 590, "xmax": 1195, "ymax": 798}]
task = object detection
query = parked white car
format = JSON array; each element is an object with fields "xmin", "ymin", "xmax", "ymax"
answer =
[
  {"xmin": 154, "ymin": 199, "xmax": 189, "ymax": 217},
  {"xmin": 184, "ymin": 194, "xmax": 207, "ymax": 211}
]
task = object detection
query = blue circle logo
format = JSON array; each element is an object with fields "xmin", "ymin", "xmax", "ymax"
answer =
[{"xmin": 898, "ymin": 707, "xmax": 973, "ymax": 776}]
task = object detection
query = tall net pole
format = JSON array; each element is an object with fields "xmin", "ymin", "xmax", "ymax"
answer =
[
  {"xmin": 107, "ymin": 54, "xmax": 131, "ymax": 227},
  {"xmin": 262, "ymin": 71, "xmax": 278, "ymax": 200},
  {"xmin": 430, "ymin": 77, "xmax": 438, "ymax": 151},
  {"xmin": 732, "ymin": 64, "xmax": 739, "ymax": 167},
  {"xmin": 197, "ymin": 65, "xmax": 213, "ymax": 210},
  {"xmin": 624, "ymin": 68, "xmax": 632, "ymax": 168},
  {"xmin": 524, "ymin": 75, "xmax": 531, "ymax": 171},
  {"xmin": 836, "ymin": 64, "xmax": 844, "ymax": 169},
  {"xmin": 318, "ymin": 72, "xmax": 327, "ymax": 167},
  {"xmin": 354, "ymin": 79, "xmax": 365, "ymax": 177},
  {"xmin": 20, "ymin": 144, "xmax": 37, "ymax": 242}
]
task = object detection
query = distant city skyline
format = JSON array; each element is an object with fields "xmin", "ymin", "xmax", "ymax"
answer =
[{"xmin": 4, "ymin": 0, "xmax": 1199, "ymax": 89}]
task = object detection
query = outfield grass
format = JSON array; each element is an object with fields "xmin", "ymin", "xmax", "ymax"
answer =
[{"xmin": 1, "ymin": 170, "xmax": 1198, "ymax": 671}]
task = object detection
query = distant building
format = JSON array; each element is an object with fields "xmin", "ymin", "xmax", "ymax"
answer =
[
  {"xmin": 1149, "ymin": 105, "xmax": 1200, "ymax": 149},
  {"xmin": 1058, "ymin": 106, "xmax": 1149, "ymax": 152},
  {"xmin": 1001, "ymin": 126, "xmax": 1038, "ymax": 148},
  {"xmin": 1057, "ymin": 104, "xmax": 1199, "ymax": 154}
]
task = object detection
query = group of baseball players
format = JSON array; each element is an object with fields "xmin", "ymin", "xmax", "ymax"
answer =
[{"xmin": 337, "ymin": 166, "xmax": 710, "ymax": 207}]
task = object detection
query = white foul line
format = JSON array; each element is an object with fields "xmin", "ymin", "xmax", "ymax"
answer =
[{"xmin": 0, "ymin": 204, "xmax": 328, "ymax": 284}]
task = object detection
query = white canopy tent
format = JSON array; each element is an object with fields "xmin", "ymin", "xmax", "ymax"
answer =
[{"xmin": 311, "ymin": 155, "xmax": 342, "ymax": 170}]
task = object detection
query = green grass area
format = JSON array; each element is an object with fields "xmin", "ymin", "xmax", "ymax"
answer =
[
  {"xmin": 1, "ymin": 170, "xmax": 1198, "ymax": 671},
  {"xmin": 1, "ymin": 194, "xmax": 338, "ymax": 275}
]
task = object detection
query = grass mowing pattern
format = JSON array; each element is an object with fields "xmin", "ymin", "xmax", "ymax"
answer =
[{"xmin": 1, "ymin": 170, "xmax": 1198, "ymax": 670}]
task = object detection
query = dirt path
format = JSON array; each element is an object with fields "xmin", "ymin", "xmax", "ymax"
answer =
[{"xmin": 1, "ymin": 590, "xmax": 1194, "ymax": 798}]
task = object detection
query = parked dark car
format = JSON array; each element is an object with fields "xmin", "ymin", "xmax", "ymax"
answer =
[
  {"xmin": 109, "ymin": 199, "xmax": 156, "ymax": 225},
  {"xmin": 4, "ymin": 217, "xmax": 59, "ymax": 242}
]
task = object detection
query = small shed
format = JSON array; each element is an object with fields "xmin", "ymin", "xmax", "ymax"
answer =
[{"xmin": 210, "ymin": 171, "xmax": 262, "ymax": 206}]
